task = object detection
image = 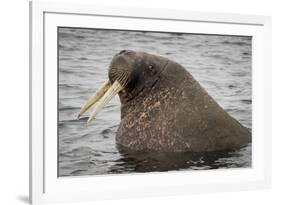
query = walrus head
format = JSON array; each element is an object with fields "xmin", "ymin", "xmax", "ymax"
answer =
[{"xmin": 77, "ymin": 50, "xmax": 168, "ymax": 123}]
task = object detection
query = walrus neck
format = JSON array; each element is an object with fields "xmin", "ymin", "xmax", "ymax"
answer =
[
  {"xmin": 119, "ymin": 76, "xmax": 164, "ymax": 119},
  {"xmin": 119, "ymin": 60, "xmax": 170, "ymax": 119},
  {"xmin": 119, "ymin": 60, "xmax": 169, "ymax": 104}
]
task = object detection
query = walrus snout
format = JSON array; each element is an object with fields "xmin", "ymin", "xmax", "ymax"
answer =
[
  {"xmin": 109, "ymin": 50, "xmax": 140, "ymax": 85},
  {"xmin": 77, "ymin": 50, "xmax": 169, "ymax": 123},
  {"xmin": 76, "ymin": 50, "xmax": 139, "ymax": 123},
  {"xmin": 117, "ymin": 49, "xmax": 135, "ymax": 55}
]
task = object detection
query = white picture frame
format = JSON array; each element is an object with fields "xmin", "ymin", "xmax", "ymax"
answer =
[{"xmin": 29, "ymin": 1, "xmax": 272, "ymax": 204}]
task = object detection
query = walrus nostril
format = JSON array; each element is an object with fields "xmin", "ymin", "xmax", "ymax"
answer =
[
  {"xmin": 119, "ymin": 50, "xmax": 127, "ymax": 55},
  {"xmin": 119, "ymin": 50, "xmax": 134, "ymax": 55}
]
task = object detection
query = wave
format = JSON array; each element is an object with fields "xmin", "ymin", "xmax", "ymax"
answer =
[
  {"xmin": 201, "ymin": 53, "xmax": 241, "ymax": 64},
  {"xmin": 59, "ymin": 83, "xmax": 79, "ymax": 88},
  {"xmin": 59, "ymin": 106, "xmax": 79, "ymax": 112},
  {"xmin": 58, "ymin": 32, "xmax": 73, "ymax": 39},
  {"xmin": 59, "ymin": 69, "xmax": 77, "ymax": 74},
  {"xmin": 192, "ymin": 44, "xmax": 203, "ymax": 48},
  {"xmin": 58, "ymin": 44, "xmax": 66, "ymax": 49},
  {"xmin": 70, "ymin": 169, "xmax": 87, "ymax": 175},
  {"xmin": 78, "ymin": 57, "xmax": 88, "ymax": 60},
  {"xmin": 100, "ymin": 128, "xmax": 115, "ymax": 138},
  {"xmin": 228, "ymin": 84, "xmax": 237, "ymax": 89},
  {"xmin": 60, "ymin": 146, "xmax": 95, "ymax": 157},
  {"xmin": 75, "ymin": 35, "xmax": 85, "ymax": 39},
  {"xmin": 242, "ymin": 52, "xmax": 251, "ymax": 56},
  {"xmin": 59, "ymin": 116, "xmax": 88, "ymax": 124},
  {"xmin": 221, "ymin": 40, "xmax": 251, "ymax": 46},
  {"xmin": 62, "ymin": 133, "xmax": 97, "ymax": 144},
  {"xmin": 240, "ymin": 99, "xmax": 252, "ymax": 104}
]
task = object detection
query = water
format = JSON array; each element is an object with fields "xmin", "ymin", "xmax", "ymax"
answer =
[{"xmin": 58, "ymin": 28, "xmax": 252, "ymax": 177}]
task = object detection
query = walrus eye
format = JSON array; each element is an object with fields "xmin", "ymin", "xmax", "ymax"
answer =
[
  {"xmin": 148, "ymin": 64, "xmax": 154, "ymax": 71},
  {"xmin": 148, "ymin": 63, "xmax": 158, "ymax": 75}
]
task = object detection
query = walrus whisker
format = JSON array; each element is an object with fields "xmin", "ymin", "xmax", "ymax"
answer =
[
  {"xmin": 116, "ymin": 72, "xmax": 126, "ymax": 85},
  {"xmin": 121, "ymin": 71, "xmax": 129, "ymax": 84},
  {"xmin": 110, "ymin": 69, "xmax": 119, "ymax": 77},
  {"xmin": 109, "ymin": 67, "xmax": 129, "ymax": 86},
  {"xmin": 118, "ymin": 73, "xmax": 128, "ymax": 86}
]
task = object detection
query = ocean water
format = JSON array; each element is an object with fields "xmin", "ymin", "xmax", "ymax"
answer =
[{"xmin": 58, "ymin": 28, "xmax": 252, "ymax": 177}]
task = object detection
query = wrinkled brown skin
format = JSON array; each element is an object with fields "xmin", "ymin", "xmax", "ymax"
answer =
[{"xmin": 111, "ymin": 51, "xmax": 251, "ymax": 153}]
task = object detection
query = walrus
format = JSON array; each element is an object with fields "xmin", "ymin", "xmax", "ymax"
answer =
[{"xmin": 77, "ymin": 50, "xmax": 251, "ymax": 153}]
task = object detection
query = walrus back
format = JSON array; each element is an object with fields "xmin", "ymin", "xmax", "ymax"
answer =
[{"xmin": 161, "ymin": 60, "xmax": 251, "ymax": 151}]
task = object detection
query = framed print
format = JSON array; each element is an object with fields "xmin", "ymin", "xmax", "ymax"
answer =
[{"xmin": 29, "ymin": 0, "xmax": 272, "ymax": 204}]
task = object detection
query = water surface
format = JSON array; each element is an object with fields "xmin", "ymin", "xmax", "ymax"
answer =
[{"xmin": 58, "ymin": 28, "xmax": 252, "ymax": 177}]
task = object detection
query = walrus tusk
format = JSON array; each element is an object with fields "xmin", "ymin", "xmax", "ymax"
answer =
[
  {"xmin": 87, "ymin": 80, "xmax": 123, "ymax": 124},
  {"xmin": 76, "ymin": 80, "xmax": 111, "ymax": 119}
]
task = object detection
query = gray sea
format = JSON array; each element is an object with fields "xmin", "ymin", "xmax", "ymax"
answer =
[{"xmin": 58, "ymin": 27, "xmax": 252, "ymax": 177}]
